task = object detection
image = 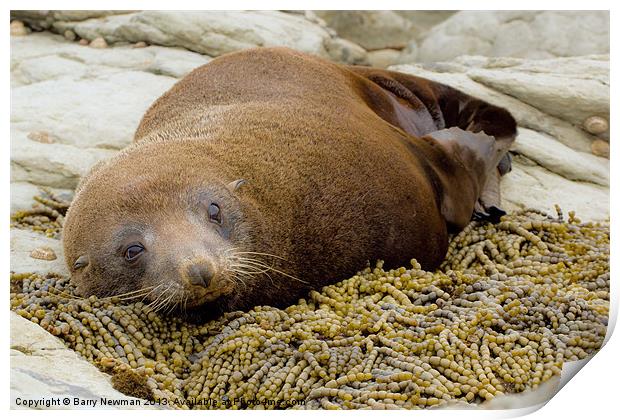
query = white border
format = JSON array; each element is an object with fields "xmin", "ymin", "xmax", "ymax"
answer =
[{"xmin": 3, "ymin": 2, "xmax": 617, "ymax": 420}]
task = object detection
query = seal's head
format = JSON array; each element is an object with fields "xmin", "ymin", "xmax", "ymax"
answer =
[{"xmin": 62, "ymin": 140, "xmax": 264, "ymax": 314}]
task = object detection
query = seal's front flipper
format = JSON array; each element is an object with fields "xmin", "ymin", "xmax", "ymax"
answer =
[
  {"xmin": 422, "ymin": 127, "xmax": 510, "ymax": 230},
  {"xmin": 474, "ymin": 167, "xmax": 507, "ymax": 223}
]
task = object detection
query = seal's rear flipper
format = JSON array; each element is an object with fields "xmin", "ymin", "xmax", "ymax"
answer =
[
  {"xmin": 346, "ymin": 65, "xmax": 517, "ymax": 187},
  {"xmin": 347, "ymin": 65, "xmax": 517, "ymax": 227}
]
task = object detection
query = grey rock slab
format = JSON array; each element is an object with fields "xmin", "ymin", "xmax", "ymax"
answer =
[
  {"xmin": 502, "ymin": 159, "xmax": 609, "ymax": 222},
  {"xmin": 10, "ymin": 181, "xmax": 73, "ymax": 214},
  {"xmin": 418, "ymin": 11, "xmax": 609, "ymax": 62},
  {"xmin": 468, "ymin": 60, "xmax": 609, "ymax": 130},
  {"xmin": 67, "ymin": 11, "xmax": 336, "ymax": 59},
  {"xmin": 513, "ymin": 129, "xmax": 609, "ymax": 186},
  {"xmin": 315, "ymin": 11, "xmax": 415, "ymax": 50},
  {"xmin": 11, "ymin": 130, "xmax": 117, "ymax": 189},
  {"xmin": 11, "ymin": 32, "xmax": 210, "ymax": 83},
  {"xmin": 10, "ymin": 312, "xmax": 148, "ymax": 409},
  {"xmin": 11, "ymin": 70, "xmax": 176, "ymax": 151},
  {"xmin": 10, "ymin": 228, "xmax": 68, "ymax": 276}
]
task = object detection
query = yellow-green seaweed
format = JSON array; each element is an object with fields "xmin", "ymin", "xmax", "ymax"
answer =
[{"xmin": 10, "ymin": 197, "xmax": 609, "ymax": 410}]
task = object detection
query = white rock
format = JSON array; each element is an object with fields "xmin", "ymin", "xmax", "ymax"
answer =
[
  {"xmin": 323, "ymin": 37, "xmax": 368, "ymax": 65},
  {"xmin": 513, "ymin": 128, "xmax": 609, "ymax": 186},
  {"xmin": 583, "ymin": 116, "xmax": 609, "ymax": 135},
  {"xmin": 89, "ymin": 36, "xmax": 108, "ymax": 49},
  {"xmin": 467, "ymin": 57, "xmax": 609, "ymax": 129},
  {"xmin": 11, "ymin": 20, "xmax": 28, "ymax": 36},
  {"xmin": 10, "ymin": 312, "xmax": 148, "ymax": 409},
  {"xmin": 11, "ymin": 130, "xmax": 117, "ymax": 189},
  {"xmin": 63, "ymin": 29, "xmax": 76, "ymax": 41},
  {"xmin": 418, "ymin": 11, "xmax": 609, "ymax": 62},
  {"xmin": 393, "ymin": 11, "xmax": 456, "ymax": 38},
  {"xmin": 10, "ymin": 181, "xmax": 72, "ymax": 214},
  {"xmin": 366, "ymin": 49, "xmax": 402, "ymax": 68},
  {"xmin": 13, "ymin": 33, "xmax": 211, "ymax": 82},
  {"xmin": 11, "ymin": 33, "xmax": 213, "ymax": 196},
  {"xmin": 502, "ymin": 159, "xmax": 609, "ymax": 222},
  {"xmin": 10, "ymin": 229, "xmax": 68, "ymax": 275},
  {"xmin": 10, "ymin": 10, "xmax": 134, "ymax": 30},
  {"xmin": 396, "ymin": 40, "xmax": 418, "ymax": 64},
  {"xmin": 142, "ymin": 46, "xmax": 211, "ymax": 78},
  {"xmin": 591, "ymin": 139, "xmax": 610, "ymax": 158},
  {"xmin": 12, "ymin": 54, "xmax": 94, "ymax": 86},
  {"xmin": 66, "ymin": 11, "xmax": 340, "ymax": 60},
  {"xmin": 11, "ymin": 69, "xmax": 176, "ymax": 151},
  {"xmin": 314, "ymin": 11, "xmax": 414, "ymax": 50}
]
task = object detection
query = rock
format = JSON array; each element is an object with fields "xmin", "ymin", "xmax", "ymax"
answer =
[
  {"xmin": 89, "ymin": 36, "xmax": 108, "ymax": 48},
  {"xmin": 418, "ymin": 11, "xmax": 609, "ymax": 62},
  {"xmin": 63, "ymin": 29, "xmax": 76, "ymax": 41},
  {"xmin": 502, "ymin": 158, "xmax": 609, "ymax": 222},
  {"xmin": 11, "ymin": 129, "xmax": 118, "ymax": 189},
  {"xmin": 10, "ymin": 11, "xmax": 50, "ymax": 30},
  {"xmin": 11, "ymin": 33, "xmax": 210, "ymax": 194},
  {"xmin": 12, "ymin": 46, "xmax": 178, "ymax": 151},
  {"xmin": 11, "ymin": 20, "xmax": 28, "ymax": 36},
  {"xmin": 10, "ymin": 182, "xmax": 73, "ymax": 214},
  {"xmin": 12, "ymin": 54, "xmax": 93, "ymax": 86},
  {"xmin": 390, "ymin": 55, "xmax": 609, "ymax": 153},
  {"xmin": 52, "ymin": 10, "xmax": 364, "ymax": 63},
  {"xmin": 465, "ymin": 57, "xmax": 609, "ymax": 131},
  {"xmin": 512, "ymin": 129, "xmax": 608, "ymax": 186},
  {"xmin": 78, "ymin": 39, "xmax": 89, "ymax": 46},
  {"xmin": 30, "ymin": 246, "xmax": 57, "ymax": 261},
  {"xmin": 133, "ymin": 41, "xmax": 147, "ymax": 48},
  {"xmin": 12, "ymin": 33, "xmax": 211, "ymax": 84},
  {"xmin": 583, "ymin": 116, "xmax": 609, "ymax": 135},
  {"xmin": 10, "ymin": 229, "xmax": 68, "ymax": 275},
  {"xmin": 10, "ymin": 312, "xmax": 148, "ymax": 409},
  {"xmin": 324, "ymin": 37, "xmax": 368, "ymax": 65},
  {"xmin": 315, "ymin": 11, "xmax": 414, "ymax": 50},
  {"xmin": 393, "ymin": 11, "xmax": 456, "ymax": 38},
  {"xmin": 396, "ymin": 41, "xmax": 418, "ymax": 64},
  {"xmin": 10, "ymin": 10, "xmax": 134, "ymax": 30},
  {"xmin": 140, "ymin": 46, "xmax": 211, "ymax": 78},
  {"xmin": 591, "ymin": 140, "xmax": 610, "ymax": 158},
  {"xmin": 52, "ymin": 10, "xmax": 138, "ymax": 21},
  {"xmin": 367, "ymin": 49, "xmax": 402, "ymax": 68},
  {"xmin": 27, "ymin": 130, "xmax": 56, "ymax": 144}
]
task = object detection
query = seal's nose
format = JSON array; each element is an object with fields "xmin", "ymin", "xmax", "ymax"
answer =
[{"xmin": 185, "ymin": 262, "xmax": 214, "ymax": 288}]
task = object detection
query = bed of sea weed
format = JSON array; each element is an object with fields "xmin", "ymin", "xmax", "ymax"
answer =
[{"xmin": 10, "ymin": 192, "xmax": 610, "ymax": 409}]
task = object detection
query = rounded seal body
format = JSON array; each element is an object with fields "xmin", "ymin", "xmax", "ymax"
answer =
[{"xmin": 63, "ymin": 47, "xmax": 516, "ymax": 315}]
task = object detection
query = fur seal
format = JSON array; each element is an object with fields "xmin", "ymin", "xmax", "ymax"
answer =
[{"xmin": 63, "ymin": 47, "xmax": 516, "ymax": 316}]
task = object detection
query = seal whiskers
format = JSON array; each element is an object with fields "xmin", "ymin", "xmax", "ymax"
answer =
[{"xmin": 227, "ymin": 252, "xmax": 308, "ymax": 285}]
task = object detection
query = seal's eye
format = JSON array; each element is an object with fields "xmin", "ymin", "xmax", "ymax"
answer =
[
  {"xmin": 208, "ymin": 203, "xmax": 222, "ymax": 224},
  {"xmin": 124, "ymin": 244, "xmax": 145, "ymax": 262}
]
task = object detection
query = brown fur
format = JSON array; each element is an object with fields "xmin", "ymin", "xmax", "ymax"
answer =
[{"xmin": 63, "ymin": 47, "xmax": 516, "ymax": 317}]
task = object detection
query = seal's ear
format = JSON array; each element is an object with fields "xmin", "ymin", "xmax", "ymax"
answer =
[{"xmin": 227, "ymin": 179, "xmax": 247, "ymax": 193}]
